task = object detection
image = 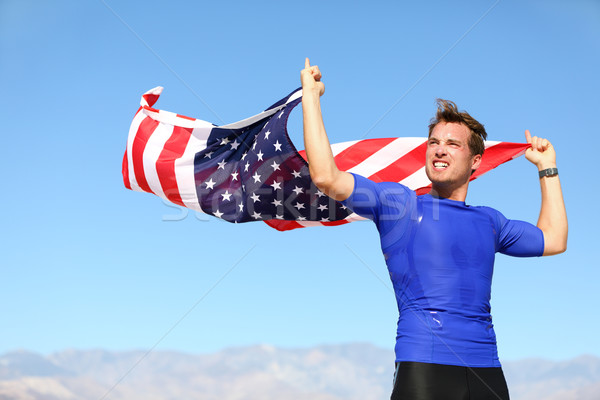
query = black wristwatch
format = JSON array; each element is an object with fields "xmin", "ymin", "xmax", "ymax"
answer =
[{"xmin": 538, "ymin": 167, "xmax": 559, "ymax": 178}]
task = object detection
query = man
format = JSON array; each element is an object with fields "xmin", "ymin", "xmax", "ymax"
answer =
[{"xmin": 300, "ymin": 58, "xmax": 568, "ymax": 400}]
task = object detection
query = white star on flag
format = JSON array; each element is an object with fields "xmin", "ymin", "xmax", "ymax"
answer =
[
  {"xmin": 270, "ymin": 181, "xmax": 282, "ymax": 190},
  {"xmin": 205, "ymin": 178, "xmax": 216, "ymax": 189},
  {"xmin": 221, "ymin": 190, "xmax": 232, "ymax": 201}
]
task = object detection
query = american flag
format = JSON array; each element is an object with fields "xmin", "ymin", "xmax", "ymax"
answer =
[
  {"xmin": 122, "ymin": 87, "xmax": 529, "ymax": 231},
  {"xmin": 123, "ymin": 87, "xmax": 351, "ymax": 225}
]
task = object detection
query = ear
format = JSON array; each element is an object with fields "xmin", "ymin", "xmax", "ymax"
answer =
[{"xmin": 471, "ymin": 154, "xmax": 482, "ymax": 171}]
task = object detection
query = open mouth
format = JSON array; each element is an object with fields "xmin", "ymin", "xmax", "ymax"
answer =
[{"xmin": 433, "ymin": 161, "xmax": 449, "ymax": 170}]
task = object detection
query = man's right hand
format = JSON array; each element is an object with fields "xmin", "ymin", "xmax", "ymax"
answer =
[{"xmin": 301, "ymin": 58, "xmax": 325, "ymax": 97}]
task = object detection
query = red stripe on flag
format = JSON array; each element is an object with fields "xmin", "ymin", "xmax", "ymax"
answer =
[
  {"xmin": 122, "ymin": 150, "xmax": 131, "ymax": 189},
  {"xmin": 143, "ymin": 93, "xmax": 160, "ymax": 107},
  {"xmin": 296, "ymin": 138, "xmax": 398, "ymax": 167},
  {"xmin": 266, "ymin": 216, "xmax": 353, "ymax": 231},
  {"xmin": 334, "ymin": 138, "xmax": 397, "ymax": 171},
  {"xmin": 142, "ymin": 105, "xmax": 160, "ymax": 113},
  {"xmin": 368, "ymin": 142, "xmax": 427, "ymax": 183},
  {"xmin": 176, "ymin": 113, "xmax": 196, "ymax": 121},
  {"xmin": 264, "ymin": 219, "xmax": 305, "ymax": 231},
  {"xmin": 155, "ymin": 126, "xmax": 194, "ymax": 206},
  {"xmin": 415, "ymin": 185, "xmax": 432, "ymax": 196},
  {"xmin": 123, "ymin": 107, "xmax": 148, "ymax": 190},
  {"xmin": 471, "ymin": 142, "xmax": 530, "ymax": 180},
  {"xmin": 131, "ymin": 117, "xmax": 160, "ymax": 194},
  {"xmin": 298, "ymin": 149, "xmax": 308, "ymax": 162},
  {"xmin": 319, "ymin": 219, "xmax": 351, "ymax": 227}
]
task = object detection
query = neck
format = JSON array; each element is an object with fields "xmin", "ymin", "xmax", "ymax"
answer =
[{"xmin": 429, "ymin": 183, "xmax": 469, "ymax": 202}]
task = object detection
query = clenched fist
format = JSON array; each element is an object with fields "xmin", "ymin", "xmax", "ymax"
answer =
[
  {"xmin": 525, "ymin": 130, "xmax": 557, "ymax": 170},
  {"xmin": 301, "ymin": 58, "xmax": 325, "ymax": 97}
]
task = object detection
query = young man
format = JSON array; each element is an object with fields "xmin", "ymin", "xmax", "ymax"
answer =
[{"xmin": 300, "ymin": 58, "xmax": 568, "ymax": 400}]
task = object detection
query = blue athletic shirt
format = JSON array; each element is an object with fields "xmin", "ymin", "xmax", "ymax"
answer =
[{"xmin": 341, "ymin": 173, "xmax": 544, "ymax": 367}]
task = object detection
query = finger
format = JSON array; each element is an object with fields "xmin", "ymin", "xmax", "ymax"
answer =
[
  {"xmin": 535, "ymin": 138, "xmax": 544, "ymax": 152},
  {"xmin": 313, "ymin": 66, "xmax": 322, "ymax": 80},
  {"xmin": 305, "ymin": 58, "xmax": 310, "ymax": 69},
  {"xmin": 535, "ymin": 137, "xmax": 544, "ymax": 152},
  {"xmin": 541, "ymin": 138, "xmax": 549, "ymax": 150},
  {"xmin": 532, "ymin": 136, "xmax": 541, "ymax": 151},
  {"xmin": 525, "ymin": 130, "xmax": 532, "ymax": 144}
]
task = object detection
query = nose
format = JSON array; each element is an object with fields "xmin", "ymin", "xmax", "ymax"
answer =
[{"xmin": 434, "ymin": 142, "xmax": 447, "ymax": 157}]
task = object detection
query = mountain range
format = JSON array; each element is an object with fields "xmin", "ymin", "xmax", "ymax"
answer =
[{"xmin": 0, "ymin": 343, "xmax": 598, "ymax": 400}]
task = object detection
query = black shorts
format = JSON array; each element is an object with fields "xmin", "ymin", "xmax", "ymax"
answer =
[{"xmin": 391, "ymin": 361, "xmax": 510, "ymax": 400}]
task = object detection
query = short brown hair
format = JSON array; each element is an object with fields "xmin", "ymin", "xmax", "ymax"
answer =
[{"xmin": 428, "ymin": 99, "xmax": 487, "ymax": 156}]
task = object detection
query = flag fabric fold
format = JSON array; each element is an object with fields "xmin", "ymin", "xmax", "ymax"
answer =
[
  {"xmin": 123, "ymin": 87, "xmax": 352, "ymax": 225},
  {"xmin": 122, "ymin": 87, "xmax": 530, "ymax": 231}
]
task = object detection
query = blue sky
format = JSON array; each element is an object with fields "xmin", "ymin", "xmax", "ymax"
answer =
[{"xmin": 1, "ymin": 0, "xmax": 598, "ymax": 362}]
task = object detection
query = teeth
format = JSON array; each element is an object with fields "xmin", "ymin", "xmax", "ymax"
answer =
[{"xmin": 434, "ymin": 162, "xmax": 448, "ymax": 168}]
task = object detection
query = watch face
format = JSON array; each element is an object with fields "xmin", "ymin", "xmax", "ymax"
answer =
[{"xmin": 539, "ymin": 168, "xmax": 558, "ymax": 178}]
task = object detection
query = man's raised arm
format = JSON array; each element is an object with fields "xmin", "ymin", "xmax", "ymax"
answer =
[
  {"xmin": 301, "ymin": 58, "xmax": 354, "ymax": 201},
  {"xmin": 525, "ymin": 130, "xmax": 568, "ymax": 255}
]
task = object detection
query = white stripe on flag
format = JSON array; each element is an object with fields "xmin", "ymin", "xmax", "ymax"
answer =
[
  {"xmin": 294, "ymin": 212, "xmax": 367, "ymax": 228},
  {"xmin": 220, "ymin": 109, "xmax": 278, "ymax": 130},
  {"xmin": 347, "ymin": 137, "xmax": 426, "ymax": 177},
  {"xmin": 142, "ymin": 108, "xmax": 205, "ymax": 130},
  {"xmin": 400, "ymin": 166, "xmax": 430, "ymax": 188},
  {"xmin": 176, "ymin": 124, "xmax": 215, "ymax": 212},
  {"xmin": 294, "ymin": 221, "xmax": 329, "ymax": 228},
  {"xmin": 126, "ymin": 111, "xmax": 147, "ymax": 192},
  {"xmin": 141, "ymin": 86, "xmax": 163, "ymax": 107},
  {"xmin": 484, "ymin": 140, "xmax": 500, "ymax": 148},
  {"xmin": 220, "ymin": 90, "xmax": 301, "ymax": 130},
  {"xmin": 345, "ymin": 212, "xmax": 367, "ymax": 222},
  {"xmin": 286, "ymin": 89, "xmax": 302, "ymax": 104},
  {"xmin": 142, "ymin": 120, "xmax": 175, "ymax": 200},
  {"xmin": 330, "ymin": 140, "xmax": 360, "ymax": 156}
]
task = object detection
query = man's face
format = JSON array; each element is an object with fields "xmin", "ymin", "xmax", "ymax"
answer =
[{"xmin": 425, "ymin": 122, "xmax": 481, "ymax": 190}]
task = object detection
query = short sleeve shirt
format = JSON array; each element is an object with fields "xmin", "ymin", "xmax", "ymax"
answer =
[{"xmin": 341, "ymin": 173, "xmax": 544, "ymax": 367}]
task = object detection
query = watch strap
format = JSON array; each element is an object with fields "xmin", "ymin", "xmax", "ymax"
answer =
[{"xmin": 538, "ymin": 167, "xmax": 558, "ymax": 178}]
